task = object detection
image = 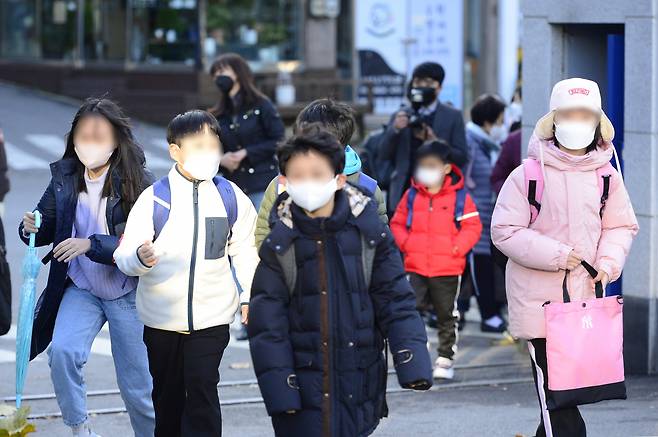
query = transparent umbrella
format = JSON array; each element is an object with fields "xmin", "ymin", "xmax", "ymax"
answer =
[{"xmin": 15, "ymin": 210, "xmax": 41, "ymax": 408}]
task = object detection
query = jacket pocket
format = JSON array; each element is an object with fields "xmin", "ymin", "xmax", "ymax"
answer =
[
  {"xmin": 205, "ymin": 217, "xmax": 229, "ymax": 260},
  {"xmin": 293, "ymin": 350, "xmax": 315, "ymax": 369}
]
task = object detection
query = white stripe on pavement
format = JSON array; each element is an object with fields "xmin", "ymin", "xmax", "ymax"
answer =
[
  {"xmin": 5, "ymin": 142, "xmax": 50, "ymax": 170},
  {"xmin": 1, "ymin": 324, "xmax": 112, "ymax": 362},
  {"xmin": 25, "ymin": 134, "xmax": 65, "ymax": 157}
]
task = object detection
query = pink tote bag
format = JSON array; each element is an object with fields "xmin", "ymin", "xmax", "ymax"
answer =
[{"xmin": 543, "ymin": 260, "xmax": 626, "ymax": 409}]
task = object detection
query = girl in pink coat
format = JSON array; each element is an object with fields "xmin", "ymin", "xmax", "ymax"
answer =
[{"xmin": 491, "ymin": 78, "xmax": 638, "ymax": 437}]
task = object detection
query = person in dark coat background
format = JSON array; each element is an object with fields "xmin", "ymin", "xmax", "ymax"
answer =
[
  {"xmin": 248, "ymin": 125, "xmax": 432, "ymax": 437},
  {"xmin": 379, "ymin": 61, "xmax": 469, "ymax": 214},
  {"xmin": 210, "ymin": 53, "xmax": 285, "ymax": 209},
  {"xmin": 490, "ymin": 128, "xmax": 522, "ymax": 195},
  {"xmin": 461, "ymin": 94, "xmax": 508, "ymax": 333}
]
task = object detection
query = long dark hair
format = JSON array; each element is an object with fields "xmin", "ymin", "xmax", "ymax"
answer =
[
  {"xmin": 62, "ymin": 97, "xmax": 147, "ymax": 212},
  {"xmin": 209, "ymin": 53, "xmax": 265, "ymax": 116},
  {"xmin": 551, "ymin": 123, "xmax": 602, "ymax": 154}
]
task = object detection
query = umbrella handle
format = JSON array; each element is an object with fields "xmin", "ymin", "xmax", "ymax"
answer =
[{"xmin": 29, "ymin": 210, "xmax": 42, "ymax": 248}]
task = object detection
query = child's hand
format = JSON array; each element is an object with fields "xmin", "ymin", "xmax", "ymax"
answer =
[
  {"xmin": 137, "ymin": 240, "xmax": 158, "ymax": 267},
  {"xmin": 54, "ymin": 238, "xmax": 91, "ymax": 262},
  {"xmin": 22, "ymin": 211, "xmax": 39, "ymax": 234},
  {"xmin": 565, "ymin": 250, "xmax": 582, "ymax": 271},
  {"xmin": 240, "ymin": 304, "xmax": 249, "ymax": 325},
  {"xmin": 234, "ymin": 148, "xmax": 247, "ymax": 162}
]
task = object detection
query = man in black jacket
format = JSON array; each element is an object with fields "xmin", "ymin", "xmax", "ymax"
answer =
[{"xmin": 379, "ymin": 62, "xmax": 468, "ymax": 213}]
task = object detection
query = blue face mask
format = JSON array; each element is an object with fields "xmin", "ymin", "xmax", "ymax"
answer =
[{"xmin": 343, "ymin": 145, "xmax": 362, "ymax": 175}]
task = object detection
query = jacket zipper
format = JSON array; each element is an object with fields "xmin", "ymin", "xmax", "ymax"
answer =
[
  {"xmin": 187, "ymin": 180, "xmax": 200, "ymax": 332},
  {"xmin": 429, "ymin": 197, "xmax": 434, "ymax": 211},
  {"xmin": 317, "ymin": 220, "xmax": 331, "ymax": 437},
  {"xmin": 210, "ymin": 218, "xmax": 215, "ymax": 255}
]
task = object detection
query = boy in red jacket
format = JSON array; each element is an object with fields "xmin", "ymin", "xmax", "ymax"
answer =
[{"xmin": 391, "ymin": 140, "xmax": 482, "ymax": 379}]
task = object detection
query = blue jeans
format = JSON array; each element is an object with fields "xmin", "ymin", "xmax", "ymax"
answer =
[{"xmin": 48, "ymin": 284, "xmax": 155, "ymax": 436}]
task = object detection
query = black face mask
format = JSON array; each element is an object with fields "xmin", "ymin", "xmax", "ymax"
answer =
[
  {"xmin": 408, "ymin": 86, "xmax": 437, "ymax": 110},
  {"xmin": 214, "ymin": 75, "xmax": 234, "ymax": 94}
]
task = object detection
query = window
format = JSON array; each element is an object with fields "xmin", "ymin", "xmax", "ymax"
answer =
[
  {"xmin": 83, "ymin": 0, "xmax": 127, "ymax": 62},
  {"xmin": 205, "ymin": 0, "xmax": 301, "ymax": 70},
  {"xmin": 129, "ymin": 0, "xmax": 199, "ymax": 65},
  {"xmin": 41, "ymin": 0, "xmax": 78, "ymax": 60},
  {"xmin": 0, "ymin": 0, "xmax": 39, "ymax": 59}
]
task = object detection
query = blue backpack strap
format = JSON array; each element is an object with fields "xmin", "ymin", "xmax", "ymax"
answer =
[
  {"xmin": 152, "ymin": 177, "xmax": 171, "ymax": 241},
  {"xmin": 405, "ymin": 187, "xmax": 417, "ymax": 230},
  {"xmin": 212, "ymin": 176, "xmax": 237, "ymax": 229},
  {"xmin": 357, "ymin": 172, "xmax": 378, "ymax": 195},
  {"xmin": 212, "ymin": 176, "xmax": 242, "ymax": 295},
  {"xmin": 454, "ymin": 188, "xmax": 467, "ymax": 230}
]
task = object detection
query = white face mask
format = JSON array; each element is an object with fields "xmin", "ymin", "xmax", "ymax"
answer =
[
  {"xmin": 415, "ymin": 167, "xmax": 444, "ymax": 188},
  {"xmin": 74, "ymin": 143, "xmax": 115, "ymax": 169},
  {"xmin": 508, "ymin": 102, "xmax": 522, "ymax": 122},
  {"xmin": 554, "ymin": 121, "xmax": 596, "ymax": 150},
  {"xmin": 286, "ymin": 176, "xmax": 338, "ymax": 212},
  {"xmin": 489, "ymin": 123, "xmax": 508, "ymax": 143},
  {"xmin": 182, "ymin": 150, "xmax": 221, "ymax": 181}
]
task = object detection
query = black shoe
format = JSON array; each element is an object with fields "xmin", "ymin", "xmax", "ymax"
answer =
[
  {"xmin": 457, "ymin": 311, "xmax": 466, "ymax": 331},
  {"xmin": 427, "ymin": 313, "xmax": 439, "ymax": 329}
]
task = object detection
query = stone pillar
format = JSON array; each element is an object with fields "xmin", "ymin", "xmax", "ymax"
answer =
[{"xmin": 303, "ymin": 11, "xmax": 337, "ymax": 70}]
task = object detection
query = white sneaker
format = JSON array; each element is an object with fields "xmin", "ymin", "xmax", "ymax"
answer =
[
  {"xmin": 433, "ymin": 356, "xmax": 454, "ymax": 380},
  {"xmin": 71, "ymin": 423, "xmax": 101, "ymax": 437}
]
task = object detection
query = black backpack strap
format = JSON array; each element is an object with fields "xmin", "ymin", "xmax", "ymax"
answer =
[
  {"xmin": 599, "ymin": 175, "xmax": 611, "ymax": 218},
  {"xmin": 361, "ymin": 234, "xmax": 377, "ymax": 291},
  {"xmin": 527, "ymin": 180, "xmax": 542, "ymax": 214},
  {"xmin": 276, "ymin": 245, "xmax": 297, "ymax": 298}
]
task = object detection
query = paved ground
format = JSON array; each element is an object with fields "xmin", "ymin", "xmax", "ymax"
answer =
[{"xmin": 0, "ymin": 82, "xmax": 656, "ymax": 436}]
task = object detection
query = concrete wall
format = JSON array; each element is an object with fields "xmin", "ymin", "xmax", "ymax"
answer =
[{"xmin": 521, "ymin": 0, "xmax": 658, "ymax": 374}]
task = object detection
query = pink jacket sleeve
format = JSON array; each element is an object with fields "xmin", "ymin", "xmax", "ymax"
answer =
[
  {"xmin": 595, "ymin": 172, "xmax": 639, "ymax": 282},
  {"xmin": 491, "ymin": 167, "xmax": 573, "ymax": 271}
]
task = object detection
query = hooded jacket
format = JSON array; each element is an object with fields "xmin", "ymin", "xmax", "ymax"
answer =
[
  {"xmin": 491, "ymin": 134, "xmax": 638, "ymax": 339},
  {"xmin": 248, "ymin": 185, "xmax": 432, "ymax": 437},
  {"xmin": 390, "ymin": 165, "xmax": 482, "ymax": 277},
  {"xmin": 18, "ymin": 159, "xmax": 154, "ymax": 359}
]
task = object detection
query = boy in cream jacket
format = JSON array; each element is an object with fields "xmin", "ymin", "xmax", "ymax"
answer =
[{"xmin": 114, "ymin": 110, "xmax": 258, "ymax": 437}]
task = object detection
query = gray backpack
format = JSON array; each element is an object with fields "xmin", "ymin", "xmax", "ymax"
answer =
[{"xmin": 276, "ymin": 233, "xmax": 377, "ymax": 297}]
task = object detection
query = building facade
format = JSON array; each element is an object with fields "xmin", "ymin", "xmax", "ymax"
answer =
[{"xmin": 0, "ymin": 0, "xmax": 514, "ymax": 124}]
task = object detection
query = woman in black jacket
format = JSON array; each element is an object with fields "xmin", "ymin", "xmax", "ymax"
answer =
[{"xmin": 210, "ymin": 53, "xmax": 285, "ymax": 208}]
